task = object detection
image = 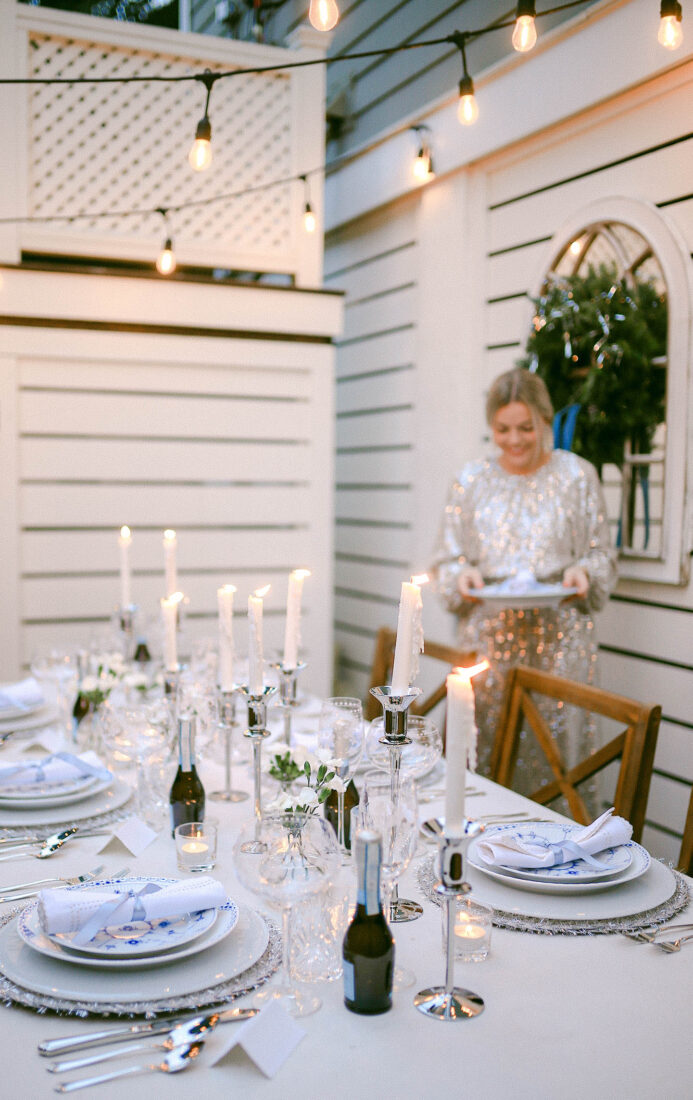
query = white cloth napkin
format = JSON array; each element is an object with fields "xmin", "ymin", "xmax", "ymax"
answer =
[
  {"xmin": 0, "ymin": 677, "xmax": 44, "ymax": 713},
  {"xmin": 39, "ymin": 875, "xmax": 227, "ymax": 937},
  {"xmin": 0, "ymin": 750, "xmax": 109, "ymax": 790},
  {"xmin": 475, "ymin": 808, "xmax": 633, "ymax": 869}
]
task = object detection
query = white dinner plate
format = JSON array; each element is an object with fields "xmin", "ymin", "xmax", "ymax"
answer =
[
  {"xmin": 26, "ymin": 875, "xmax": 219, "ymax": 958},
  {"xmin": 0, "ymin": 694, "xmax": 46, "ymax": 723},
  {"xmin": 470, "ymin": 821, "xmax": 633, "ymax": 884},
  {"xmin": 468, "ymin": 837, "xmax": 649, "ymax": 895},
  {"xmin": 0, "ymin": 777, "xmax": 132, "ymax": 827},
  {"xmin": 0, "ymin": 774, "xmax": 114, "ymax": 810},
  {"xmin": 0, "ymin": 774, "xmax": 101, "ymax": 804},
  {"xmin": 0, "ymin": 705, "xmax": 59, "ymax": 735},
  {"xmin": 0, "ymin": 902, "xmax": 266, "ymax": 997},
  {"xmin": 475, "ymin": 583, "xmax": 578, "ymax": 609}
]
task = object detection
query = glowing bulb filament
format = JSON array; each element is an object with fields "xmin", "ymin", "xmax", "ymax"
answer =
[
  {"xmin": 309, "ymin": 0, "xmax": 339, "ymax": 31},
  {"xmin": 658, "ymin": 14, "xmax": 683, "ymax": 49},
  {"xmin": 412, "ymin": 150, "xmax": 432, "ymax": 182},
  {"xmin": 156, "ymin": 238, "xmax": 176, "ymax": 275},
  {"xmin": 512, "ymin": 15, "xmax": 537, "ymax": 52},
  {"xmin": 458, "ymin": 92, "xmax": 478, "ymax": 126},
  {"xmin": 189, "ymin": 136, "xmax": 212, "ymax": 172},
  {"xmin": 303, "ymin": 204, "xmax": 317, "ymax": 233}
]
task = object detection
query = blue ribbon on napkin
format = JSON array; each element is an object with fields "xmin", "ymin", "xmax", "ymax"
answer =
[
  {"xmin": 70, "ymin": 882, "xmax": 163, "ymax": 946},
  {"xmin": 0, "ymin": 752, "xmax": 111, "ymax": 785},
  {"xmin": 532, "ymin": 838, "xmax": 607, "ymax": 869}
]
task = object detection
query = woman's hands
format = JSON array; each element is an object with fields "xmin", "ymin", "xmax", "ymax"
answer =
[
  {"xmin": 457, "ymin": 566, "xmax": 484, "ymax": 600},
  {"xmin": 562, "ymin": 565, "xmax": 589, "ymax": 597}
]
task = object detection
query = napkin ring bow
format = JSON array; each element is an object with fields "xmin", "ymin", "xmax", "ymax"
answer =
[{"xmin": 71, "ymin": 882, "xmax": 163, "ymax": 946}]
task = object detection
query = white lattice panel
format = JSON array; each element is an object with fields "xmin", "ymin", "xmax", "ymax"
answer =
[{"xmin": 26, "ymin": 32, "xmax": 293, "ymax": 261}]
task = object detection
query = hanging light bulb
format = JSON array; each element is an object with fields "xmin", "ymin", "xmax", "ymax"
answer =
[
  {"xmin": 451, "ymin": 33, "xmax": 479, "ymax": 126},
  {"xmin": 457, "ymin": 74, "xmax": 479, "ymax": 125},
  {"xmin": 303, "ymin": 203, "xmax": 317, "ymax": 233},
  {"xmin": 512, "ymin": 1, "xmax": 537, "ymax": 52},
  {"xmin": 658, "ymin": 1, "xmax": 683, "ymax": 49},
  {"xmin": 309, "ymin": 0, "xmax": 339, "ymax": 32},
  {"xmin": 188, "ymin": 70, "xmax": 217, "ymax": 172},
  {"xmin": 410, "ymin": 126, "xmax": 434, "ymax": 182},
  {"xmin": 156, "ymin": 236, "xmax": 176, "ymax": 275}
]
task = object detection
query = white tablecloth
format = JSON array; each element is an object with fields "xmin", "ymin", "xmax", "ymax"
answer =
[{"xmin": 0, "ymin": 735, "xmax": 690, "ymax": 1099}]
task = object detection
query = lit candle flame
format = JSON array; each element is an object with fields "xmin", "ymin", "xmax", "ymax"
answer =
[
  {"xmin": 254, "ymin": 584, "xmax": 271, "ymax": 598},
  {"xmin": 219, "ymin": 583, "xmax": 237, "ymax": 595},
  {"xmin": 168, "ymin": 591, "xmax": 184, "ymax": 606},
  {"xmin": 119, "ymin": 525, "xmax": 131, "ymax": 540},
  {"xmin": 292, "ymin": 569, "xmax": 311, "ymax": 580},
  {"xmin": 452, "ymin": 660, "xmax": 490, "ymax": 681},
  {"xmin": 163, "ymin": 528, "xmax": 176, "ymax": 542},
  {"xmin": 411, "ymin": 573, "xmax": 429, "ymax": 585}
]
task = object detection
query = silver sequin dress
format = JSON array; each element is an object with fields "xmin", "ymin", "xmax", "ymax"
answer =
[{"xmin": 431, "ymin": 449, "xmax": 617, "ymax": 805}]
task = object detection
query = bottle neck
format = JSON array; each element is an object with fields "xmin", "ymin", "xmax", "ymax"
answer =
[
  {"xmin": 178, "ymin": 715, "xmax": 196, "ymax": 772},
  {"xmin": 355, "ymin": 830, "xmax": 382, "ymax": 916}
]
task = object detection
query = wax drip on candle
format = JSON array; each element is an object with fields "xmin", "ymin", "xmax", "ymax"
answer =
[{"xmin": 409, "ymin": 573, "xmax": 428, "ymax": 684}]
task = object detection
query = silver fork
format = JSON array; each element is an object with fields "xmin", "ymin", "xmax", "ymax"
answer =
[
  {"xmin": 0, "ymin": 865, "xmax": 130, "ymax": 903},
  {"xmin": 655, "ymin": 932, "xmax": 693, "ymax": 953},
  {"xmin": 624, "ymin": 922, "xmax": 693, "ymax": 943}
]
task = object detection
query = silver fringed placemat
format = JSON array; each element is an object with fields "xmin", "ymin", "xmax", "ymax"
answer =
[
  {"xmin": 416, "ymin": 854, "xmax": 690, "ymax": 935},
  {"xmin": 0, "ymin": 909, "xmax": 281, "ymax": 1018},
  {"xmin": 0, "ymin": 798, "xmax": 137, "ymax": 841}
]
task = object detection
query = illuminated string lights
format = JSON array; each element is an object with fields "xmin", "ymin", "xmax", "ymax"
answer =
[
  {"xmin": 155, "ymin": 208, "xmax": 176, "ymax": 274},
  {"xmin": 450, "ymin": 32, "xmax": 479, "ymax": 126},
  {"xmin": 658, "ymin": 1, "xmax": 683, "ymax": 49},
  {"xmin": 309, "ymin": 0, "xmax": 339, "ymax": 32},
  {"xmin": 410, "ymin": 126, "xmax": 434, "ymax": 182},
  {"xmin": 512, "ymin": 1, "xmax": 538, "ymax": 52},
  {"xmin": 188, "ymin": 70, "xmax": 218, "ymax": 171},
  {"xmin": 300, "ymin": 174, "xmax": 317, "ymax": 232}
]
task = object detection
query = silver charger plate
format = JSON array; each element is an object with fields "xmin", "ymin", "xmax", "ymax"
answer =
[
  {"xmin": 0, "ymin": 901, "xmax": 269, "ymax": 1003},
  {"xmin": 475, "ymin": 583, "xmax": 578, "ymax": 609},
  {"xmin": 0, "ymin": 777, "xmax": 131, "ymax": 827},
  {"xmin": 19, "ymin": 900, "xmax": 239, "ymax": 969}
]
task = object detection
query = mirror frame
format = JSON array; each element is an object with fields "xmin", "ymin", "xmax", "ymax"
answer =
[{"xmin": 531, "ymin": 196, "xmax": 692, "ymax": 585}]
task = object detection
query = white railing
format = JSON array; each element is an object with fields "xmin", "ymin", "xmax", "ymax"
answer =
[{"xmin": 0, "ymin": 1, "xmax": 326, "ymax": 284}]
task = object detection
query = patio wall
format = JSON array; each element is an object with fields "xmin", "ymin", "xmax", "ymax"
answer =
[{"xmin": 325, "ymin": 0, "xmax": 693, "ymax": 862}]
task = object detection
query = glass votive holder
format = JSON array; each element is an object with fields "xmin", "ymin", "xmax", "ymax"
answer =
[
  {"xmin": 442, "ymin": 895, "xmax": 493, "ymax": 962},
  {"xmin": 175, "ymin": 820, "xmax": 217, "ymax": 873}
]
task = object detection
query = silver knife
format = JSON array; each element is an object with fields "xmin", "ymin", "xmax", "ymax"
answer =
[{"xmin": 38, "ymin": 1006, "xmax": 256, "ymax": 1056}]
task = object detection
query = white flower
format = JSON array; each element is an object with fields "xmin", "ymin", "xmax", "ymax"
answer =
[
  {"xmin": 292, "ymin": 745, "xmax": 317, "ymax": 771},
  {"xmin": 300, "ymin": 787, "xmax": 319, "ymax": 807},
  {"xmin": 314, "ymin": 747, "xmax": 335, "ymax": 766},
  {"xmin": 123, "ymin": 672, "xmax": 147, "ymax": 690},
  {"xmin": 80, "ymin": 676, "xmax": 98, "ymax": 693},
  {"xmin": 326, "ymin": 775, "xmax": 346, "ymax": 794},
  {"xmin": 266, "ymin": 793, "xmax": 294, "ymax": 813}
]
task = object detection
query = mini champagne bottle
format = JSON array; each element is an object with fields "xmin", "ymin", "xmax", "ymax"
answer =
[
  {"xmin": 169, "ymin": 714, "xmax": 205, "ymax": 836},
  {"xmin": 342, "ymin": 829, "xmax": 394, "ymax": 1014}
]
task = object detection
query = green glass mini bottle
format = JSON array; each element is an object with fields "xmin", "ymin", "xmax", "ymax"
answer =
[
  {"xmin": 342, "ymin": 829, "xmax": 394, "ymax": 1014},
  {"xmin": 169, "ymin": 714, "xmax": 205, "ymax": 837}
]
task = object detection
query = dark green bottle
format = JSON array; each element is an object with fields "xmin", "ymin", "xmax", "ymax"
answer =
[
  {"xmin": 342, "ymin": 829, "xmax": 394, "ymax": 1015},
  {"xmin": 169, "ymin": 714, "xmax": 205, "ymax": 837}
]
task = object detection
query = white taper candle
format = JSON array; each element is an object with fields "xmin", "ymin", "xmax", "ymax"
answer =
[
  {"xmin": 283, "ymin": 569, "xmax": 310, "ymax": 669},
  {"xmin": 248, "ymin": 585, "xmax": 270, "ymax": 695},
  {"xmin": 390, "ymin": 575, "xmax": 427, "ymax": 695},
  {"xmin": 217, "ymin": 584, "xmax": 236, "ymax": 691},
  {"xmin": 444, "ymin": 661, "xmax": 489, "ymax": 837},
  {"xmin": 163, "ymin": 529, "xmax": 178, "ymax": 598},
  {"xmin": 118, "ymin": 526, "xmax": 132, "ymax": 608}
]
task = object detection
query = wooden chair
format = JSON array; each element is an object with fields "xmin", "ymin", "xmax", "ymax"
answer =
[
  {"xmin": 678, "ymin": 786, "xmax": 693, "ymax": 876},
  {"xmin": 364, "ymin": 626, "xmax": 476, "ymax": 728},
  {"xmin": 489, "ymin": 665, "xmax": 661, "ymax": 843}
]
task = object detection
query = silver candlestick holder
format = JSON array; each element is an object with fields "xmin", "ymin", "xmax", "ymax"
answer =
[
  {"xmin": 271, "ymin": 661, "xmax": 306, "ymax": 747},
  {"xmin": 163, "ymin": 666, "xmax": 181, "ymax": 697},
  {"xmin": 369, "ymin": 685, "xmax": 423, "ymax": 922},
  {"xmin": 114, "ymin": 603, "xmax": 138, "ymax": 660},
  {"xmin": 210, "ymin": 686, "xmax": 248, "ymax": 803},
  {"xmin": 239, "ymin": 685, "xmax": 277, "ymax": 854},
  {"xmin": 414, "ymin": 820, "xmax": 486, "ymax": 1021}
]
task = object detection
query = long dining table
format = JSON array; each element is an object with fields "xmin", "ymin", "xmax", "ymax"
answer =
[{"xmin": 0, "ymin": 725, "xmax": 691, "ymax": 1100}]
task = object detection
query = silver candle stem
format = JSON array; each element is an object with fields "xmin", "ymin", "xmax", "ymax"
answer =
[
  {"xmin": 238, "ymin": 685, "xmax": 276, "ymax": 853},
  {"xmin": 270, "ymin": 662, "xmax": 306, "ymax": 748},
  {"xmin": 414, "ymin": 821, "xmax": 486, "ymax": 1021},
  {"xmin": 209, "ymin": 687, "xmax": 248, "ymax": 803},
  {"xmin": 115, "ymin": 603, "xmax": 138, "ymax": 660}
]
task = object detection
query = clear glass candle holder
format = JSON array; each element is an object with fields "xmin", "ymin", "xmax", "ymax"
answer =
[
  {"xmin": 175, "ymin": 820, "xmax": 217, "ymax": 872},
  {"xmin": 442, "ymin": 895, "xmax": 493, "ymax": 962},
  {"xmin": 289, "ymin": 884, "xmax": 350, "ymax": 983}
]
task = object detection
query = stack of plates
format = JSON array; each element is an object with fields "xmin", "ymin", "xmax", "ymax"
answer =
[
  {"xmin": 0, "ymin": 695, "xmax": 59, "ymax": 737},
  {"xmin": 0, "ymin": 772, "xmax": 113, "ymax": 810},
  {"xmin": 17, "ymin": 875, "xmax": 241, "ymax": 971},
  {"xmin": 468, "ymin": 820, "xmax": 651, "ymax": 896}
]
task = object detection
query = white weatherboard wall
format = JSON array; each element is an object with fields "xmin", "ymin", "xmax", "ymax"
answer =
[
  {"xmin": 325, "ymin": 0, "xmax": 693, "ymax": 862},
  {"xmin": 0, "ymin": 267, "xmax": 341, "ymax": 697}
]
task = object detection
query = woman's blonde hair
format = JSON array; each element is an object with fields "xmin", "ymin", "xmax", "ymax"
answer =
[{"xmin": 486, "ymin": 368, "xmax": 554, "ymax": 455}]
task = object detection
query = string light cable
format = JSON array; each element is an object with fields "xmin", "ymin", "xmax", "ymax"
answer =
[{"xmin": 0, "ymin": 0, "xmax": 671, "ymax": 237}]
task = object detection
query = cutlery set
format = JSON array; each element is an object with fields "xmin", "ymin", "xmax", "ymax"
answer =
[
  {"xmin": 0, "ymin": 865, "xmax": 130, "ymax": 902},
  {"xmin": 39, "ymin": 1006, "xmax": 258, "ymax": 1091},
  {"xmin": 624, "ymin": 922, "xmax": 693, "ymax": 952}
]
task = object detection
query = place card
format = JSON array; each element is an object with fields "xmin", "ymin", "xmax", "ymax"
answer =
[
  {"xmin": 209, "ymin": 1001, "xmax": 306, "ymax": 1077},
  {"xmin": 97, "ymin": 817, "xmax": 158, "ymax": 857}
]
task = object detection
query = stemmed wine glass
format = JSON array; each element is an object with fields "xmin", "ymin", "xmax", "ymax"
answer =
[
  {"xmin": 30, "ymin": 650, "xmax": 79, "ymax": 739},
  {"xmin": 365, "ymin": 715, "xmax": 443, "ymax": 782},
  {"xmin": 317, "ymin": 697, "xmax": 363, "ymax": 861},
  {"xmin": 175, "ymin": 672, "xmax": 219, "ymax": 761},
  {"xmin": 233, "ymin": 812, "xmax": 340, "ymax": 1017},
  {"xmin": 101, "ymin": 699, "xmax": 173, "ymax": 827},
  {"xmin": 353, "ymin": 770, "xmax": 420, "ymax": 989}
]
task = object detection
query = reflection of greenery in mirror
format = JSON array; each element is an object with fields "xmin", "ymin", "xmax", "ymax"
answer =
[{"xmin": 519, "ymin": 264, "xmax": 667, "ymax": 475}]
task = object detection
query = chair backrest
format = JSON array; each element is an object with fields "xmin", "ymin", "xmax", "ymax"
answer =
[
  {"xmin": 489, "ymin": 665, "xmax": 661, "ymax": 842},
  {"xmin": 364, "ymin": 626, "xmax": 477, "ymax": 732},
  {"xmin": 679, "ymin": 786, "xmax": 693, "ymax": 876}
]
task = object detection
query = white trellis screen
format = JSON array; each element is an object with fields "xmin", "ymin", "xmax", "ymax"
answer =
[{"xmin": 0, "ymin": 1, "xmax": 326, "ymax": 282}]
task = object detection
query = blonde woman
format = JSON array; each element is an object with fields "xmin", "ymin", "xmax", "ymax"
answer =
[{"xmin": 432, "ymin": 368, "xmax": 617, "ymax": 801}]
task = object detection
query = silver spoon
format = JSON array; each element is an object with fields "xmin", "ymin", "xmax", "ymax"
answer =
[
  {"xmin": 53, "ymin": 1041, "xmax": 204, "ymax": 1092},
  {"xmin": 655, "ymin": 932, "xmax": 693, "ymax": 953},
  {"xmin": 624, "ymin": 922, "xmax": 693, "ymax": 944},
  {"xmin": 0, "ymin": 827, "xmax": 78, "ymax": 862},
  {"xmin": 48, "ymin": 1016, "xmax": 226, "ymax": 1073}
]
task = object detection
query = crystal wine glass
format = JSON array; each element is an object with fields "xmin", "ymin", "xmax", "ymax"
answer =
[
  {"xmin": 354, "ymin": 771, "xmax": 420, "ymax": 989},
  {"xmin": 30, "ymin": 650, "xmax": 79, "ymax": 739},
  {"xmin": 317, "ymin": 697, "xmax": 363, "ymax": 861},
  {"xmin": 175, "ymin": 672, "xmax": 219, "ymax": 762},
  {"xmin": 232, "ymin": 812, "xmax": 340, "ymax": 1017},
  {"xmin": 102, "ymin": 699, "xmax": 173, "ymax": 827},
  {"xmin": 365, "ymin": 715, "xmax": 443, "ymax": 782}
]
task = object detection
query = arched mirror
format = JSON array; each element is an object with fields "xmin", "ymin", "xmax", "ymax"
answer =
[{"xmin": 525, "ymin": 198, "xmax": 692, "ymax": 585}]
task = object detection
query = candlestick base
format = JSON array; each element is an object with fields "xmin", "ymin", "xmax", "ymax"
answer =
[
  {"xmin": 390, "ymin": 897, "xmax": 424, "ymax": 922},
  {"xmin": 112, "ymin": 603, "xmax": 138, "ymax": 661},
  {"xmin": 210, "ymin": 687, "xmax": 248, "ymax": 804},
  {"xmin": 413, "ymin": 986, "xmax": 485, "ymax": 1020},
  {"xmin": 163, "ymin": 666, "xmax": 181, "ymax": 696}
]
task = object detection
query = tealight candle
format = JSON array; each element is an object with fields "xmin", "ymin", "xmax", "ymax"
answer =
[
  {"xmin": 443, "ymin": 896, "xmax": 492, "ymax": 962},
  {"xmin": 175, "ymin": 821, "xmax": 217, "ymax": 872}
]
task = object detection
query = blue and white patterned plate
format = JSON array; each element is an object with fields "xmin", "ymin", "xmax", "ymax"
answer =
[
  {"xmin": 20, "ymin": 876, "xmax": 219, "ymax": 958},
  {"xmin": 469, "ymin": 821, "xmax": 637, "ymax": 884}
]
